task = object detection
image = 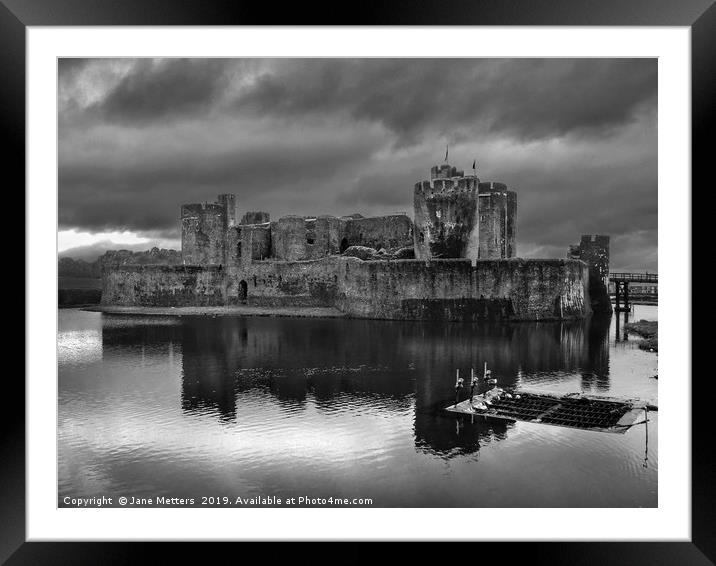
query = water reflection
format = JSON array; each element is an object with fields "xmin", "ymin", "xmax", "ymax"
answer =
[
  {"xmin": 99, "ymin": 314, "xmax": 615, "ymax": 459},
  {"xmin": 56, "ymin": 307, "xmax": 657, "ymax": 507}
]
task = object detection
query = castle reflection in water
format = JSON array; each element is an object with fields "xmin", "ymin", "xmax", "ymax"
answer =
[{"xmin": 101, "ymin": 314, "xmax": 611, "ymax": 459}]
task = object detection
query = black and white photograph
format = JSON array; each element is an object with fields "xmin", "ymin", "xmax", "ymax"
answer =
[{"xmin": 55, "ymin": 57, "xmax": 660, "ymax": 510}]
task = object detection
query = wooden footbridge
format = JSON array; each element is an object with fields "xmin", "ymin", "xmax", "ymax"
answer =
[{"xmin": 609, "ymin": 272, "xmax": 658, "ymax": 312}]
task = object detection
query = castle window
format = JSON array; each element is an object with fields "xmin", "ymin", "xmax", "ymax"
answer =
[
  {"xmin": 253, "ymin": 276, "xmax": 257, "ymax": 287},
  {"xmin": 307, "ymin": 235, "xmax": 315, "ymax": 245},
  {"xmin": 419, "ymin": 232, "xmax": 425, "ymax": 243}
]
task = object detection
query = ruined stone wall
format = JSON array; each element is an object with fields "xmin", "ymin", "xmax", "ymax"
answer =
[
  {"xmin": 101, "ymin": 265, "xmax": 226, "ymax": 306},
  {"xmin": 336, "ymin": 258, "xmax": 474, "ymax": 319},
  {"xmin": 305, "ymin": 215, "xmax": 342, "ymax": 259},
  {"xmin": 243, "ymin": 224, "xmax": 272, "ymax": 262},
  {"xmin": 225, "ymin": 258, "xmax": 341, "ymax": 307},
  {"xmin": 227, "ymin": 224, "xmax": 273, "ymax": 267},
  {"xmin": 181, "ymin": 203, "xmax": 226, "ymax": 265},
  {"xmin": 336, "ymin": 258, "xmax": 590, "ymax": 321},
  {"xmin": 473, "ymin": 259, "xmax": 589, "ymax": 320},
  {"xmin": 102, "ymin": 258, "xmax": 589, "ymax": 321},
  {"xmin": 272, "ymin": 216, "xmax": 307, "ymax": 261},
  {"xmin": 413, "ymin": 178, "xmax": 479, "ymax": 260},
  {"xmin": 477, "ymin": 183, "xmax": 517, "ymax": 259},
  {"xmin": 341, "ymin": 215, "xmax": 414, "ymax": 252}
]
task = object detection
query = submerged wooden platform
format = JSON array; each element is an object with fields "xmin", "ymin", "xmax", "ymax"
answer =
[{"xmin": 445, "ymin": 388, "xmax": 652, "ymax": 434}]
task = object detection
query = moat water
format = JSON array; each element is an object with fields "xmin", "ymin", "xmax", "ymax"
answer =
[{"xmin": 58, "ymin": 305, "xmax": 657, "ymax": 507}]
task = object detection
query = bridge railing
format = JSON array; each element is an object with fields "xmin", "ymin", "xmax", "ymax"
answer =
[{"xmin": 609, "ymin": 272, "xmax": 658, "ymax": 283}]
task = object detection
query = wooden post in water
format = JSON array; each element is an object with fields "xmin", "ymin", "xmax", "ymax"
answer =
[
  {"xmin": 470, "ymin": 368, "xmax": 475, "ymax": 404},
  {"xmin": 454, "ymin": 369, "xmax": 461, "ymax": 407},
  {"xmin": 643, "ymin": 406, "xmax": 649, "ymax": 468}
]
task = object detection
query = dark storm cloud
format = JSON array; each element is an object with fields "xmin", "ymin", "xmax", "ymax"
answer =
[
  {"xmin": 91, "ymin": 58, "xmax": 233, "ymax": 122},
  {"xmin": 59, "ymin": 58, "xmax": 657, "ymax": 270},
  {"xmin": 233, "ymin": 59, "xmax": 656, "ymax": 144},
  {"xmin": 59, "ymin": 116, "xmax": 382, "ymax": 232}
]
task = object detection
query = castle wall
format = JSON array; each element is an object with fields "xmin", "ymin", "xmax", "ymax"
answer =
[
  {"xmin": 336, "ymin": 258, "xmax": 589, "ymax": 321},
  {"xmin": 101, "ymin": 265, "xmax": 226, "ymax": 306},
  {"xmin": 225, "ymin": 259, "xmax": 341, "ymax": 307},
  {"xmin": 305, "ymin": 215, "xmax": 342, "ymax": 259},
  {"xmin": 244, "ymin": 224, "xmax": 272, "ymax": 262},
  {"xmin": 227, "ymin": 224, "xmax": 273, "ymax": 267},
  {"xmin": 102, "ymin": 257, "xmax": 590, "ymax": 320},
  {"xmin": 473, "ymin": 259, "xmax": 588, "ymax": 320},
  {"xmin": 341, "ymin": 215, "xmax": 414, "ymax": 252},
  {"xmin": 272, "ymin": 216, "xmax": 307, "ymax": 261},
  {"xmin": 336, "ymin": 258, "xmax": 474, "ymax": 319},
  {"xmin": 181, "ymin": 203, "xmax": 226, "ymax": 265}
]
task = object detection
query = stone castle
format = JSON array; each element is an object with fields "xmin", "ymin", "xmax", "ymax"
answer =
[{"xmin": 102, "ymin": 161, "xmax": 609, "ymax": 321}]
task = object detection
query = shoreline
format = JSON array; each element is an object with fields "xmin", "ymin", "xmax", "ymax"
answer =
[
  {"xmin": 624, "ymin": 320, "xmax": 658, "ymax": 352},
  {"xmin": 82, "ymin": 305, "xmax": 347, "ymax": 318}
]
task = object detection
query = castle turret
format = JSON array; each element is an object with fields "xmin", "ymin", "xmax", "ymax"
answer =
[
  {"xmin": 414, "ymin": 163, "xmax": 516, "ymax": 262},
  {"xmin": 477, "ymin": 182, "xmax": 517, "ymax": 259},
  {"xmin": 181, "ymin": 201, "xmax": 227, "ymax": 265},
  {"xmin": 217, "ymin": 194, "xmax": 238, "ymax": 228},
  {"xmin": 568, "ymin": 234, "xmax": 612, "ymax": 313}
]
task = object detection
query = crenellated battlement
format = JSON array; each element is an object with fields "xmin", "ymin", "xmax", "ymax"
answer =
[{"xmin": 413, "ymin": 163, "xmax": 517, "ymax": 262}]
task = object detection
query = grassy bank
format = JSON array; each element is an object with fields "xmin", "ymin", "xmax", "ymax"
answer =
[{"xmin": 625, "ymin": 319, "xmax": 658, "ymax": 352}]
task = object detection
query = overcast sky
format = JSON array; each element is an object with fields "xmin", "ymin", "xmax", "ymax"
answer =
[{"xmin": 58, "ymin": 58, "xmax": 657, "ymax": 271}]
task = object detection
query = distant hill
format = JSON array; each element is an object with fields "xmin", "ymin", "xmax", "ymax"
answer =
[
  {"xmin": 58, "ymin": 256, "xmax": 100, "ymax": 278},
  {"xmin": 58, "ymin": 247, "xmax": 182, "ymax": 278}
]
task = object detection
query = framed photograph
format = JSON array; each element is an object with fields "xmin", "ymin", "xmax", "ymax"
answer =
[{"xmin": 12, "ymin": 0, "xmax": 708, "ymax": 562}]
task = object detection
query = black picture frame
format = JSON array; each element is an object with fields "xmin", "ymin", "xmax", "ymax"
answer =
[{"xmin": 8, "ymin": 1, "xmax": 710, "ymax": 563}]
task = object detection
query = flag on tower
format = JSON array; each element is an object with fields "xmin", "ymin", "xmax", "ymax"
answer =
[
  {"xmin": 472, "ymin": 159, "xmax": 476, "ymax": 170},
  {"xmin": 445, "ymin": 145, "xmax": 449, "ymax": 163}
]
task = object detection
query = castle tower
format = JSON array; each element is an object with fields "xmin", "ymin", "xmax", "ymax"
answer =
[
  {"xmin": 217, "ymin": 194, "xmax": 238, "ymax": 228},
  {"xmin": 181, "ymin": 201, "xmax": 227, "ymax": 265},
  {"xmin": 568, "ymin": 234, "xmax": 611, "ymax": 313},
  {"xmin": 413, "ymin": 162, "xmax": 516, "ymax": 262},
  {"xmin": 477, "ymin": 182, "xmax": 517, "ymax": 259}
]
